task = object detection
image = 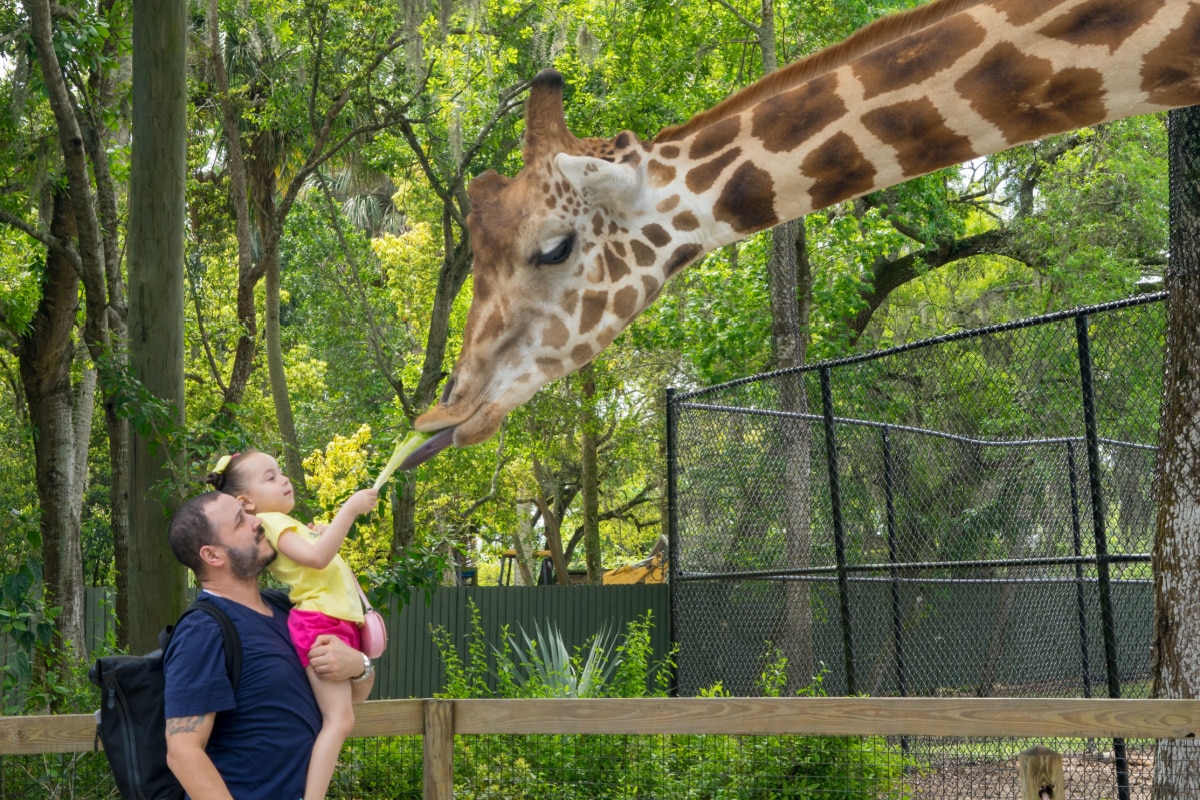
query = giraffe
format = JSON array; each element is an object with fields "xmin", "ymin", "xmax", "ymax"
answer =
[{"xmin": 407, "ymin": 0, "xmax": 1200, "ymax": 465}]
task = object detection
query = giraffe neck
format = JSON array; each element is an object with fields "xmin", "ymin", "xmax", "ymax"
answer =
[{"xmin": 639, "ymin": 0, "xmax": 1199, "ymax": 261}]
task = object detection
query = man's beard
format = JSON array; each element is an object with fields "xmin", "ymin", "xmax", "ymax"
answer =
[{"xmin": 226, "ymin": 542, "xmax": 277, "ymax": 580}]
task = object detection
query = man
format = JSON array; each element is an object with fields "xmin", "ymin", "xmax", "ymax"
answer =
[{"xmin": 164, "ymin": 491, "xmax": 374, "ymax": 799}]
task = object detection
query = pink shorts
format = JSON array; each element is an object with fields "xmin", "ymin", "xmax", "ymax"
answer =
[{"xmin": 288, "ymin": 609, "xmax": 361, "ymax": 667}]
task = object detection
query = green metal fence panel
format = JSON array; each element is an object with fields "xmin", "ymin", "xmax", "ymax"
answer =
[
  {"xmin": 372, "ymin": 585, "xmax": 671, "ymax": 698},
  {"xmin": 72, "ymin": 585, "xmax": 670, "ymax": 700}
]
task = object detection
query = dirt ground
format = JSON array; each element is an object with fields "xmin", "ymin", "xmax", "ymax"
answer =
[{"xmin": 904, "ymin": 748, "xmax": 1155, "ymax": 799}]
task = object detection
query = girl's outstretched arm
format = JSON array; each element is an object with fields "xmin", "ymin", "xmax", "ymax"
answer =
[{"xmin": 275, "ymin": 488, "xmax": 378, "ymax": 569}]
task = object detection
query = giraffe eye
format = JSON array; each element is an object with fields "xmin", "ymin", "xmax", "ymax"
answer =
[{"xmin": 536, "ymin": 234, "xmax": 575, "ymax": 266}]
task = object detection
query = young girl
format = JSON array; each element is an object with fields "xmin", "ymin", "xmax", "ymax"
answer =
[{"xmin": 208, "ymin": 450, "xmax": 378, "ymax": 800}]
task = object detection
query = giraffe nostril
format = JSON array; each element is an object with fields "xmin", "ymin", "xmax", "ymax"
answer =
[{"xmin": 440, "ymin": 377, "xmax": 456, "ymax": 404}]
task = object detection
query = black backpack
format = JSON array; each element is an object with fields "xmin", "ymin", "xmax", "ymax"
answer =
[{"xmin": 88, "ymin": 590, "xmax": 291, "ymax": 800}]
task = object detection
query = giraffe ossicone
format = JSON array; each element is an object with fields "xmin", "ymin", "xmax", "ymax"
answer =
[{"xmin": 411, "ymin": 0, "xmax": 1200, "ymax": 464}]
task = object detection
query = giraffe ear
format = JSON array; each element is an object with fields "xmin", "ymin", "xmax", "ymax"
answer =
[{"xmin": 555, "ymin": 154, "xmax": 642, "ymax": 210}]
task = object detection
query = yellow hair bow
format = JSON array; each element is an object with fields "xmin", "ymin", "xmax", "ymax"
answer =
[{"xmin": 213, "ymin": 453, "xmax": 239, "ymax": 475}]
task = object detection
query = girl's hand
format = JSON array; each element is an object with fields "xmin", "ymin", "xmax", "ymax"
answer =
[{"xmin": 343, "ymin": 488, "xmax": 379, "ymax": 517}]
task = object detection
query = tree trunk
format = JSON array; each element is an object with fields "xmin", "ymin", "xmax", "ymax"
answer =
[
  {"xmin": 106, "ymin": 407, "xmax": 131, "ymax": 647},
  {"xmin": 126, "ymin": 0, "xmax": 189, "ymax": 652},
  {"xmin": 1151, "ymin": 104, "xmax": 1200, "ymax": 795},
  {"xmin": 768, "ymin": 217, "xmax": 817, "ymax": 691},
  {"xmin": 755, "ymin": 0, "xmax": 817, "ymax": 692},
  {"xmin": 264, "ymin": 237, "xmax": 308, "ymax": 506},
  {"xmin": 256, "ymin": 139, "xmax": 310, "ymax": 510},
  {"xmin": 392, "ymin": 479, "xmax": 417, "ymax": 555},
  {"xmin": 206, "ymin": 0, "xmax": 259, "ymax": 418},
  {"xmin": 17, "ymin": 189, "xmax": 86, "ymax": 664},
  {"xmin": 512, "ymin": 503, "xmax": 538, "ymax": 586},
  {"xmin": 580, "ymin": 364, "xmax": 602, "ymax": 583}
]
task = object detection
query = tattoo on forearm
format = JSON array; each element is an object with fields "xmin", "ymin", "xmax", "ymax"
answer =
[{"xmin": 166, "ymin": 716, "xmax": 206, "ymax": 735}]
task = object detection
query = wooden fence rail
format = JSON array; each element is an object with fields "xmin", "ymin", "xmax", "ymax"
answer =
[{"xmin": 3, "ymin": 698, "xmax": 1199, "ymax": 798}]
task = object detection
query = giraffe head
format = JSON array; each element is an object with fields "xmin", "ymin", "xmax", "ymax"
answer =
[{"xmin": 413, "ymin": 70, "xmax": 708, "ymax": 455}]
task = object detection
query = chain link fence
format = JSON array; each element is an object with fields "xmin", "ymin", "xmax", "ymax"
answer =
[{"xmin": 667, "ymin": 292, "xmax": 1171, "ymax": 798}]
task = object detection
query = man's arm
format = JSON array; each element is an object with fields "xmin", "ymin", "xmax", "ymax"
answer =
[{"xmin": 165, "ymin": 713, "xmax": 235, "ymax": 800}]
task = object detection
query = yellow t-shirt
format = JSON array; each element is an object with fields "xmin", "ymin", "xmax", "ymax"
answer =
[{"xmin": 257, "ymin": 512, "xmax": 364, "ymax": 623}]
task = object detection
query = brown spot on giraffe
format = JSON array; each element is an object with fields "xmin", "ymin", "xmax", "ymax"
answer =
[
  {"xmin": 592, "ymin": 213, "xmax": 605, "ymax": 236},
  {"xmin": 956, "ymin": 43, "xmax": 1107, "ymax": 145},
  {"xmin": 630, "ymin": 240, "xmax": 655, "ymax": 267},
  {"xmin": 562, "ymin": 289, "xmax": 579, "ymax": 316},
  {"xmin": 750, "ymin": 74, "xmax": 846, "ymax": 154},
  {"xmin": 580, "ymin": 290, "xmax": 608, "ymax": 334},
  {"xmin": 536, "ymin": 357, "xmax": 567, "ymax": 379},
  {"xmin": 613, "ymin": 285, "xmax": 639, "ymax": 319},
  {"xmin": 1142, "ymin": 5, "xmax": 1200, "ymax": 107},
  {"xmin": 862, "ymin": 98, "xmax": 977, "ymax": 177},
  {"xmin": 672, "ymin": 211, "xmax": 700, "ymax": 231},
  {"xmin": 478, "ymin": 306, "xmax": 506, "ymax": 346},
  {"xmin": 604, "ymin": 244, "xmax": 631, "ymax": 281},
  {"xmin": 648, "ymin": 160, "xmax": 677, "ymax": 186},
  {"xmin": 688, "ymin": 117, "xmax": 742, "ymax": 160},
  {"xmin": 853, "ymin": 15, "xmax": 986, "ymax": 101},
  {"xmin": 714, "ymin": 161, "xmax": 779, "ymax": 233},
  {"xmin": 657, "ymin": 195, "xmax": 681, "ymax": 213},
  {"xmin": 1038, "ymin": 0, "xmax": 1164, "ymax": 54},
  {"xmin": 802, "ymin": 133, "xmax": 878, "ymax": 209},
  {"xmin": 642, "ymin": 275, "xmax": 662, "ymax": 301},
  {"xmin": 659, "ymin": 145, "xmax": 681, "ymax": 159},
  {"xmin": 686, "ymin": 147, "xmax": 742, "ymax": 194},
  {"xmin": 664, "ymin": 244, "xmax": 704, "ymax": 276},
  {"xmin": 615, "ymin": 132, "xmax": 631, "ymax": 149},
  {"xmin": 540, "ymin": 317, "xmax": 570, "ymax": 348},
  {"xmin": 571, "ymin": 344, "xmax": 594, "ymax": 365},
  {"xmin": 642, "ymin": 224, "xmax": 671, "ymax": 247},
  {"xmin": 992, "ymin": 0, "xmax": 1073, "ymax": 26}
]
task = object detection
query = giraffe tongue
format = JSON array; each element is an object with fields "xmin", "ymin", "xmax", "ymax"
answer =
[{"xmin": 397, "ymin": 427, "xmax": 456, "ymax": 471}]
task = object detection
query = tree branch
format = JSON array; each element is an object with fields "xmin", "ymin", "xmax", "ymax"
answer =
[{"xmin": 0, "ymin": 207, "xmax": 83, "ymax": 276}]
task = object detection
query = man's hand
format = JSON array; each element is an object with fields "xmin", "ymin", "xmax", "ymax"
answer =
[{"xmin": 308, "ymin": 634, "xmax": 371, "ymax": 682}]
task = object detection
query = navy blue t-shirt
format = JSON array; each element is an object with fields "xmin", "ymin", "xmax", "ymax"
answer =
[{"xmin": 163, "ymin": 593, "xmax": 321, "ymax": 800}]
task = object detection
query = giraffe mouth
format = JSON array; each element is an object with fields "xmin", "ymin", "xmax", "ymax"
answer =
[{"xmin": 396, "ymin": 427, "xmax": 457, "ymax": 471}]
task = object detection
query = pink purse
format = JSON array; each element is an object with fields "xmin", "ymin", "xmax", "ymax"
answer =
[{"xmin": 356, "ymin": 584, "xmax": 388, "ymax": 659}]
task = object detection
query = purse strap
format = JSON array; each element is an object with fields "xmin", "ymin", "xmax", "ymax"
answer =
[{"xmin": 355, "ymin": 581, "xmax": 375, "ymax": 613}]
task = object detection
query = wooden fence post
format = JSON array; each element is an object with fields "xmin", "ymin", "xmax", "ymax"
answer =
[
  {"xmin": 423, "ymin": 699, "xmax": 454, "ymax": 800},
  {"xmin": 1020, "ymin": 745, "xmax": 1065, "ymax": 800}
]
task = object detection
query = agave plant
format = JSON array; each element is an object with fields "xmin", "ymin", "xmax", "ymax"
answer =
[{"xmin": 493, "ymin": 620, "xmax": 621, "ymax": 698}]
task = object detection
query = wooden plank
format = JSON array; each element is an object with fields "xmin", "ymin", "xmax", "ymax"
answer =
[
  {"xmin": 0, "ymin": 712, "xmax": 98, "ymax": 754},
  {"xmin": 448, "ymin": 697, "xmax": 1200, "ymax": 738},
  {"xmin": 13, "ymin": 696, "xmax": 1200, "ymax": 756},
  {"xmin": 423, "ymin": 699, "xmax": 454, "ymax": 800},
  {"xmin": 350, "ymin": 698, "xmax": 424, "ymax": 737}
]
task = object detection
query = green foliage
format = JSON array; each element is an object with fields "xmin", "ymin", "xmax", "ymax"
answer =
[
  {"xmin": 0, "ymin": 560, "xmax": 57, "ymax": 711},
  {"xmin": 430, "ymin": 619, "xmax": 914, "ymax": 798},
  {"xmin": 492, "ymin": 619, "xmax": 621, "ymax": 698},
  {"xmin": 365, "ymin": 543, "xmax": 450, "ymax": 613}
]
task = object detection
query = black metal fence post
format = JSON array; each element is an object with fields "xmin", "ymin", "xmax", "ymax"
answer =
[
  {"xmin": 821, "ymin": 366, "xmax": 856, "ymax": 695},
  {"xmin": 882, "ymin": 426, "xmax": 907, "ymax": 699},
  {"xmin": 1075, "ymin": 314, "xmax": 1129, "ymax": 800},
  {"xmin": 1065, "ymin": 440, "xmax": 1093, "ymax": 700},
  {"xmin": 666, "ymin": 387, "xmax": 680, "ymax": 697}
]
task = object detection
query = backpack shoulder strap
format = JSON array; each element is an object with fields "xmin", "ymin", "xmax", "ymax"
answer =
[{"xmin": 165, "ymin": 598, "xmax": 243, "ymax": 691}]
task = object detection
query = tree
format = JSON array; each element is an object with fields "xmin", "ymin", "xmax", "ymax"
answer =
[
  {"xmin": 126, "ymin": 0, "xmax": 189, "ymax": 651},
  {"xmin": 12, "ymin": 0, "xmax": 128, "ymax": 662},
  {"xmin": 1151, "ymin": 103, "xmax": 1200, "ymax": 795}
]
